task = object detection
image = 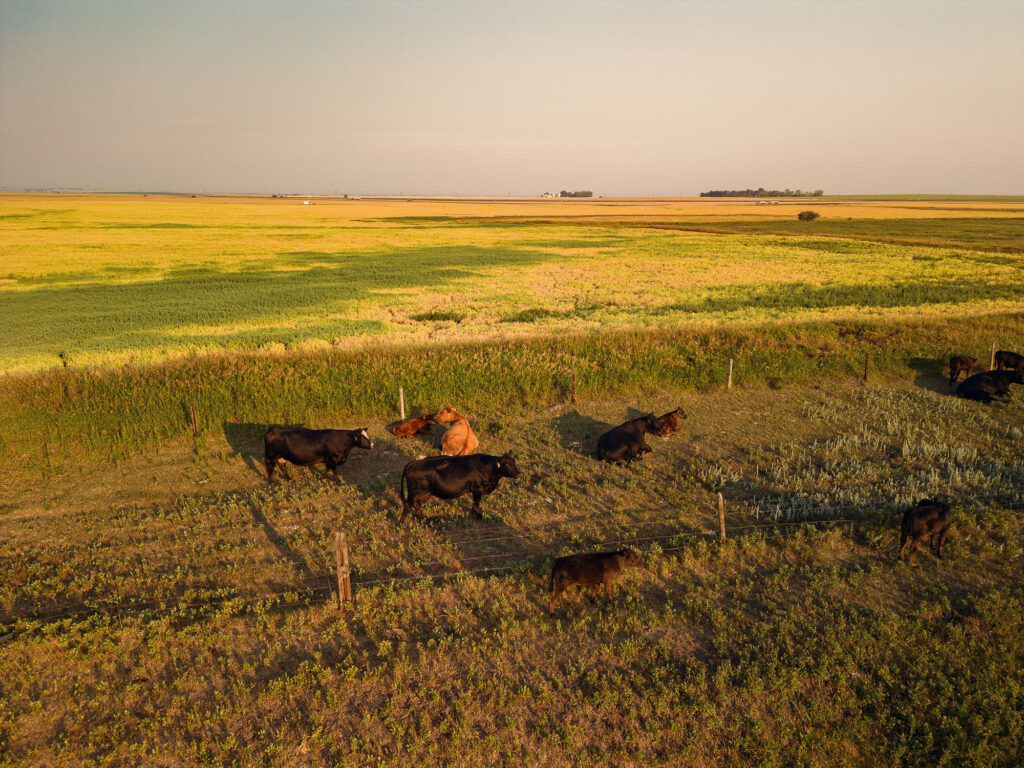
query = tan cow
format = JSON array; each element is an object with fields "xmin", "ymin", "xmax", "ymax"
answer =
[{"xmin": 435, "ymin": 406, "xmax": 479, "ymax": 456}]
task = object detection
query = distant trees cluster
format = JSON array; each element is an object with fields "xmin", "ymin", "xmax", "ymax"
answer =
[
  {"xmin": 559, "ymin": 190, "xmax": 593, "ymax": 198},
  {"xmin": 700, "ymin": 188, "xmax": 824, "ymax": 198}
]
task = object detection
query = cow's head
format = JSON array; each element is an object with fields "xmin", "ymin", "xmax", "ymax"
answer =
[
  {"xmin": 644, "ymin": 413, "xmax": 667, "ymax": 433},
  {"xmin": 435, "ymin": 407, "xmax": 460, "ymax": 424},
  {"xmin": 617, "ymin": 548, "xmax": 641, "ymax": 566},
  {"xmin": 1010, "ymin": 369, "xmax": 1024, "ymax": 385},
  {"xmin": 495, "ymin": 452, "xmax": 521, "ymax": 479},
  {"xmin": 353, "ymin": 428, "xmax": 373, "ymax": 450}
]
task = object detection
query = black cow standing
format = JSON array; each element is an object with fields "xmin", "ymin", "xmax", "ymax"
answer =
[
  {"xmin": 899, "ymin": 499, "xmax": 953, "ymax": 565},
  {"xmin": 956, "ymin": 369, "xmax": 1024, "ymax": 402},
  {"xmin": 549, "ymin": 548, "xmax": 640, "ymax": 614},
  {"xmin": 995, "ymin": 350, "xmax": 1024, "ymax": 370},
  {"xmin": 263, "ymin": 426, "xmax": 373, "ymax": 483},
  {"xmin": 400, "ymin": 452, "xmax": 520, "ymax": 521},
  {"xmin": 597, "ymin": 414, "xmax": 665, "ymax": 464}
]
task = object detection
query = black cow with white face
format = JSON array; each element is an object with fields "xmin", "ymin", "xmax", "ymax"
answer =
[
  {"xmin": 596, "ymin": 414, "xmax": 666, "ymax": 464},
  {"xmin": 263, "ymin": 426, "xmax": 373, "ymax": 482},
  {"xmin": 400, "ymin": 452, "xmax": 520, "ymax": 521}
]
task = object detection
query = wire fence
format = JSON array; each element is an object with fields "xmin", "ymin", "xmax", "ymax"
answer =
[{"xmin": 0, "ymin": 509, "xmax": 866, "ymax": 635}]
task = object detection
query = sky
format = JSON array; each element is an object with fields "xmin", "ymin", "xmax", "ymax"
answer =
[{"xmin": 1, "ymin": 0, "xmax": 1022, "ymax": 195}]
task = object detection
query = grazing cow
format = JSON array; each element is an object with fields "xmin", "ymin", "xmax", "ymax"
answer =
[
  {"xmin": 549, "ymin": 549, "xmax": 640, "ymax": 613},
  {"xmin": 392, "ymin": 414, "xmax": 436, "ymax": 439},
  {"xmin": 400, "ymin": 452, "xmax": 520, "ymax": 521},
  {"xmin": 597, "ymin": 414, "xmax": 666, "ymax": 464},
  {"xmin": 263, "ymin": 426, "xmax": 373, "ymax": 483},
  {"xmin": 436, "ymin": 406, "xmax": 480, "ymax": 456},
  {"xmin": 956, "ymin": 369, "xmax": 1024, "ymax": 402},
  {"xmin": 899, "ymin": 499, "xmax": 953, "ymax": 565},
  {"xmin": 995, "ymin": 350, "xmax": 1024, "ymax": 370},
  {"xmin": 948, "ymin": 355, "xmax": 976, "ymax": 386},
  {"xmin": 650, "ymin": 407, "xmax": 687, "ymax": 437}
]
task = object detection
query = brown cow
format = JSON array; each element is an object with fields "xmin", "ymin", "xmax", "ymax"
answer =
[
  {"xmin": 436, "ymin": 407, "xmax": 479, "ymax": 456},
  {"xmin": 549, "ymin": 548, "xmax": 640, "ymax": 613},
  {"xmin": 948, "ymin": 355, "xmax": 975, "ymax": 386},
  {"xmin": 650, "ymin": 407, "xmax": 687, "ymax": 436},
  {"xmin": 392, "ymin": 414, "xmax": 436, "ymax": 438},
  {"xmin": 899, "ymin": 499, "xmax": 953, "ymax": 565}
]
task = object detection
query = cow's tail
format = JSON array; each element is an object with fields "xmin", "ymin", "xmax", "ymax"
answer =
[{"xmin": 400, "ymin": 469, "xmax": 408, "ymax": 505}]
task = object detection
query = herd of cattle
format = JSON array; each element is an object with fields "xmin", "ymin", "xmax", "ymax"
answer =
[{"xmin": 258, "ymin": 349, "xmax": 1022, "ymax": 610}]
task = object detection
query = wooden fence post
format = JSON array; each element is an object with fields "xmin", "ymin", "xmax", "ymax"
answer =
[
  {"xmin": 727, "ymin": 358, "xmax": 733, "ymax": 391},
  {"xmin": 718, "ymin": 493, "xmax": 726, "ymax": 543},
  {"xmin": 189, "ymin": 401, "xmax": 199, "ymax": 437},
  {"xmin": 990, "ymin": 342, "xmax": 996, "ymax": 371},
  {"xmin": 571, "ymin": 370, "xmax": 577, "ymax": 404},
  {"xmin": 399, "ymin": 387, "xmax": 406, "ymax": 421},
  {"xmin": 864, "ymin": 351, "xmax": 870, "ymax": 382},
  {"xmin": 335, "ymin": 531, "xmax": 352, "ymax": 608}
]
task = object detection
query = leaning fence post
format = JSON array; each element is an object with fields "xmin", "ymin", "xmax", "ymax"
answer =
[
  {"xmin": 399, "ymin": 387, "xmax": 406, "ymax": 421},
  {"xmin": 727, "ymin": 358, "xmax": 733, "ymax": 391},
  {"xmin": 335, "ymin": 531, "xmax": 352, "ymax": 608},
  {"xmin": 718, "ymin": 493, "xmax": 726, "ymax": 543},
  {"xmin": 864, "ymin": 351, "xmax": 870, "ymax": 382},
  {"xmin": 990, "ymin": 342, "xmax": 996, "ymax": 371}
]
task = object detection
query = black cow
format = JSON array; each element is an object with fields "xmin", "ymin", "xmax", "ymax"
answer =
[
  {"xmin": 948, "ymin": 355, "xmax": 976, "ymax": 386},
  {"xmin": 899, "ymin": 499, "xmax": 953, "ymax": 565},
  {"xmin": 956, "ymin": 369, "xmax": 1024, "ymax": 402},
  {"xmin": 549, "ymin": 549, "xmax": 640, "ymax": 613},
  {"xmin": 400, "ymin": 452, "xmax": 520, "ymax": 521},
  {"xmin": 263, "ymin": 426, "xmax": 373, "ymax": 483},
  {"xmin": 597, "ymin": 414, "xmax": 665, "ymax": 464},
  {"xmin": 995, "ymin": 350, "xmax": 1024, "ymax": 370}
]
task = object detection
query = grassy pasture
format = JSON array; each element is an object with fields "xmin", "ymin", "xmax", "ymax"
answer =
[
  {"xmin": 2, "ymin": 380, "xmax": 1023, "ymax": 766},
  {"xmin": 2, "ymin": 194, "xmax": 1024, "ymax": 765}
]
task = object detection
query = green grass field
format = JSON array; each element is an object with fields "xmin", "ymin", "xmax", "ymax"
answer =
[{"xmin": 2, "ymin": 194, "xmax": 1023, "ymax": 766}]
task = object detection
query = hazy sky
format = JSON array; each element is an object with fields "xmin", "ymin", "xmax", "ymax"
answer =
[{"xmin": 2, "ymin": 0, "xmax": 1022, "ymax": 195}]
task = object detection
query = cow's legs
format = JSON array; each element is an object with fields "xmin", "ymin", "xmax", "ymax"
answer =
[
  {"xmin": 471, "ymin": 491, "xmax": 483, "ymax": 519},
  {"xmin": 276, "ymin": 458, "xmax": 292, "ymax": 481},
  {"xmin": 899, "ymin": 532, "xmax": 910, "ymax": 562},
  {"xmin": 937, "ymin": 527, "xmax": 950, "ymax": 558},
  {"xmin": 549, "ymin": 585, "xmax": 564, "ymax": 614},
  {"xmin": 264, "ymin": 455, "xmax": 276, "ymax": 483},
  {"xmin": 907, "ymin": 537, "xmax": 921, "ymax": 566}
]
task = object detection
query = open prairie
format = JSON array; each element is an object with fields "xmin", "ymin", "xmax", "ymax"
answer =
[
  {"xmin": 2, "ymin": 195, "xmax": 1023, "ymax": 766},
  {"xmin": 3, "ymin": 193, "xmax": 1024, "ymax": 373}
]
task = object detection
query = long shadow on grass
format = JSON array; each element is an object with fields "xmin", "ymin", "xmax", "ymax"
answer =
[
  {"xmin": 223, "ymin": 421, "xmax": 303, "ymax": 479},
  {"xmin": 908, "ymin": 356, "xmax": 958, "ymax": 395},
  {"xmin": 552, "ymin": 411, "xmax": 614, "ymax": 455},
  {"xmin": 242, "ymin": 496, "xmax": 314, "ymax": 580}
]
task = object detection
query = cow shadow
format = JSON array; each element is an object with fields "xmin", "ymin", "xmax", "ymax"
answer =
[
  {"xmin": 222, "ymin": 421, "xmax": 303, "ymax": 479},
  {"xmin": 552, "ymin": 410, "xmax": 614, "ymax": 455},
  {"xmin": 908, "ymin": 356, "xmax": 957, "ymax": 395},
  {"xmin": 242, "ymin": 495, "xmax": 314, "ymax": 580}
]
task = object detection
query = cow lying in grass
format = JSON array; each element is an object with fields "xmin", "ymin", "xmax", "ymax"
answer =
[
  {"xmin": 263, "ymin": 426, "xmax": 373, "ymax": 483},
  {"xmin": 549, "ymin": 548, "xmax": 640, "ymax": 613},
  {"xmin": 597, "ymin": 414, "xmax": 666, "ymax": 464},
  {"xmin": 899, "ymin": 499, "xmax": 952, "ymax": 565},
  {"xmin": 650, "ymin": 407, "xmax": 687, "ymax": 437},
  {"xmin": 956, "ymin": 369, "xmax": 1024, "ymax": 402},
  {"xmin": 436, "ymin": 407, "xmax": 480, "ymax": 456},
  {"xmin": 948, "ymin": 355, "xmax": 975, "ymax": 386},
  {"xmin": 392, "ymin": 414, "xmax": 436, "ymax": 438}
]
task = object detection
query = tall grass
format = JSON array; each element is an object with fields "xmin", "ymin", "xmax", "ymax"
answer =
[{"xmin": 4, "ymin": 313, "xmax": 1021, "ymax": 473}]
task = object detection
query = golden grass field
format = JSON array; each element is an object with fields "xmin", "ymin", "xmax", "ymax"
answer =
[{"xmin": 3, "ymin": 193, "xmax": 1023, "ymax": 373}]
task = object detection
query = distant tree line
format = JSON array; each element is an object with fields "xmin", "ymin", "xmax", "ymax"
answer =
[
  {"xmin": 559, "ymin": 190, "xmax": 593, "ymax": 198},
  {"xmin": 700, "ymin": 188, "xmax": 824, "ymax": 198}
]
